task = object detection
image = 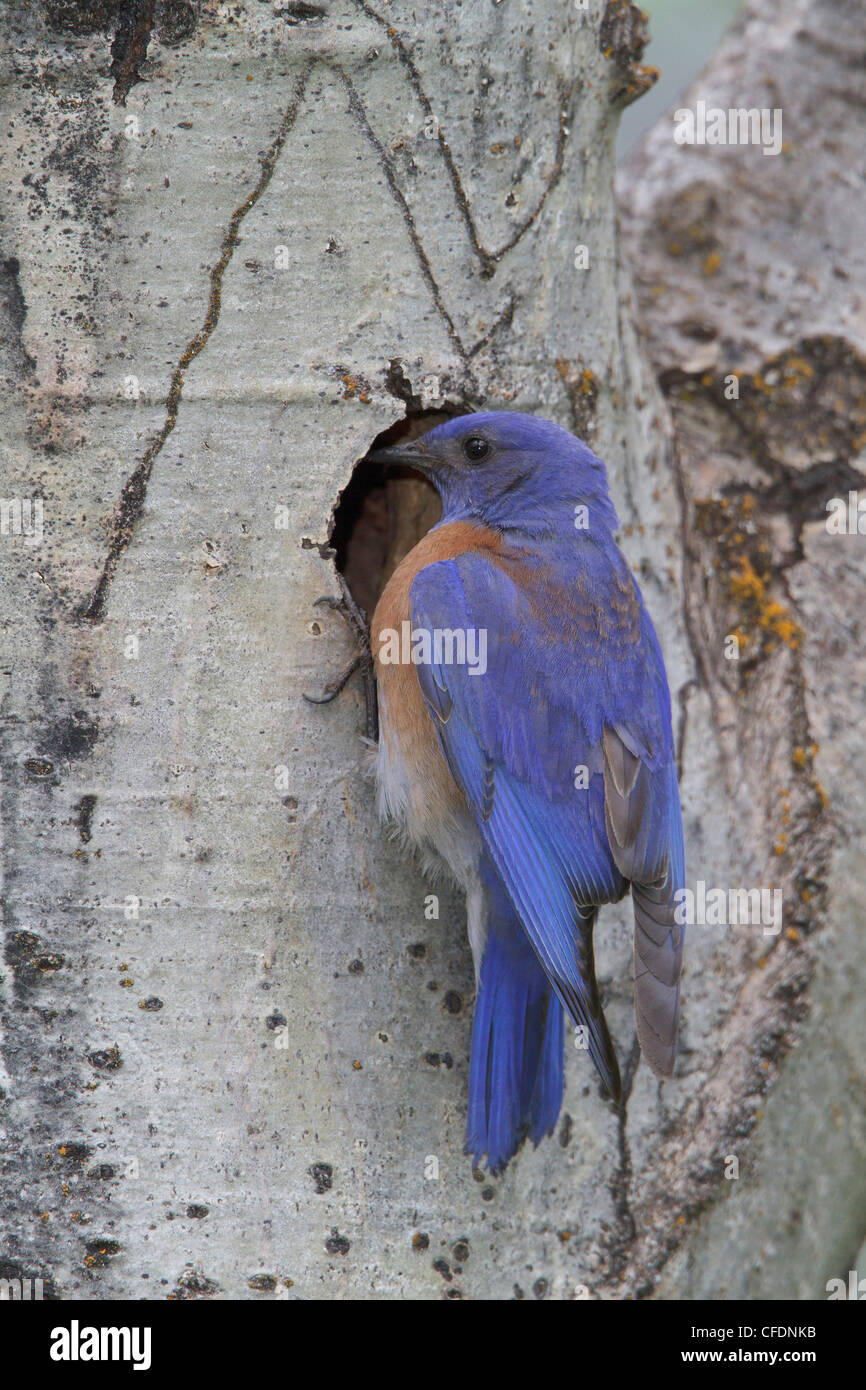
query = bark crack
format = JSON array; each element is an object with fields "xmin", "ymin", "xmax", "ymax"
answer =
[
  {"xmin": 336, "ymin": 66, "xmax": 473, "ymax": 372},
  {"xmin": 354, "ymin": 0, "xmax": 571, "ymax": 277},
  {"xmin": 111, "ymin": 0, "xmax": 156, "ymax": 106},
  {"xmin": 468, "ymin": 295, "xmax": 518, "ymax": 359},
  {"xmin": 604, "ymin": 1039, "xmax": 640, "ymax": 1285},
  {"xmin": 79, "ymin": 64, "xmax": 314, "ymax": 623}
]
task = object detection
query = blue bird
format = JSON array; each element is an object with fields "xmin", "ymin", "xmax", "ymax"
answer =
[{"xmin": 367, "ymin": 412, "xmax": 686, "ymax": 1173}]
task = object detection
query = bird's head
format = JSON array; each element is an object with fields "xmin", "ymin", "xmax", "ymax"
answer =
[{"xmin": 368, "ymin": 411, "xmax": 619, "ymax": 539}]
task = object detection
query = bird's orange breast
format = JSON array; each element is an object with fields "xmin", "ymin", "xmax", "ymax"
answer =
[{"xmin": 371, "ymin": 521, "xmax": 505, "ymax": 830}]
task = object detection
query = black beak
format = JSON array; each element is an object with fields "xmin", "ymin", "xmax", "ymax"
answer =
[{"xmin": 365, "ymin": 440, "xmax": 437, "ymax": 479}]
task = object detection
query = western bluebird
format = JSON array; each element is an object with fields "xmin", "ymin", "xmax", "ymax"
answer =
[{"xmin": 359, "ymin": 412, "xmax": 685, "ymax": 1173}]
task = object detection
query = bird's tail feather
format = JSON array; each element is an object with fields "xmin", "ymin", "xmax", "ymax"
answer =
[
  {"xmin": 466, "ymin": 877, "xmax": 564, "ymax": 1174},
  {"xmin": 632, "ymin": 870, "xmax": 683, "ymax": 1077}
]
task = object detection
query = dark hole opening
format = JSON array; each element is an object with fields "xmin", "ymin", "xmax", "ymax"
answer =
[{"xmin": 330, "ymin": 410, "xmax": 459, "ymax": 620}]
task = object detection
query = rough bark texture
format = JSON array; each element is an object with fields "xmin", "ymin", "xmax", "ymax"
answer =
[
  {"xmin": 0, "ymin": 0, "xmax": 861, "ymax": 1302},
  {"xmin": 616, "ymin": 0, "xmax": 866, "ymax": 1299}
]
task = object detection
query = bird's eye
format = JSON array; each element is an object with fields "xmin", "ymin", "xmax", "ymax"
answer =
[{"xmin": 463, "ymin": 436, "xmax": 489, "ymax": 461}]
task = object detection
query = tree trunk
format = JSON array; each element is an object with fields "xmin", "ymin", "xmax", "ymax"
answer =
[
  {"xmin": 616, "ymin": 0, "xmax": 866, "ymax": 1299},
  {"xmin": 0, "ymin": 0, "xmax": 861, "ymax": 1301}
]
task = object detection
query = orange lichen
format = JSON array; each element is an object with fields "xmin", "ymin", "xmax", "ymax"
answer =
[
  {"xmin": 759, "ymin": 601, "xmax": 801, "ymax": 648},
  {"xmin": 578, "ymin": 368, "xmax": 596, "ymax": 395},
  {"xmin": 341, "ymin": 373, "xmax": 372, "ymax": 404},
  {"xmin": 728, "ymin": 556, "xmax": 765, "ymax": 604},
  {"xmin": 726, "ymin": 556, "xmax": 803, "ymax": 652},
  {"xmin": 782, "ymin": 355, "xmax": 814, "ymax": 383}
]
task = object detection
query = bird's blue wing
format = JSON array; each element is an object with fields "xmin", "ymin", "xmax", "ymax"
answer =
[{"xmin": 409, "ymin": 543, "xmax": 684, "ymax": 1088}]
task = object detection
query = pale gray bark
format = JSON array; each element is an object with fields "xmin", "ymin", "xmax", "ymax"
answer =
[
  {"xmin": 617, "ymin": 0, "xmax": 866, "ymax": 1300},
  {"xmin": 0, "ymin": 0, "xmax": 861, "ymax": 1302}
]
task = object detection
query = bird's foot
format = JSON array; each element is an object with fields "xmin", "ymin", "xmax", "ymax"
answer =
[{"xmin": 303, "ymin": 572, "xmax": 378, "ymax": 741}]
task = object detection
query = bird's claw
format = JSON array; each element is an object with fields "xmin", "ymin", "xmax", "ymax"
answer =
[
  {"xmin": 303, "ymin": 574, "xmax": 378, "ymax": 741},
  {"xmin": 303, "ymin": 651, "xmax": 362, "ymax": 704}
]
